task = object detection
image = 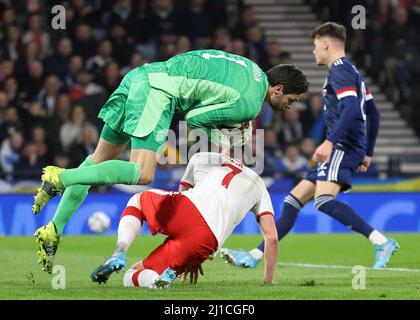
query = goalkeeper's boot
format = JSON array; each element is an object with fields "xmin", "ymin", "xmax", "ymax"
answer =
[
  {"xmin": 91, "ymin": 250, "xmax": 126, "ymax": 284},
  {"xmin": 32, "ymin": 166, "xmax": 65, "ymax": 214},
  {"xmin": 34, "ymin": 221, "xmax": 60, "ymax": 273},
  {"xmin": 154, "ymin": 268, "xmax": 177, "ymax": 289},
  {"xmin": 373, "ymin": 239, "xmax": 400, "ymax": 269},
  {"xmin": 220, "ymin": 248, "xmax": 260, "ymax": 268}
]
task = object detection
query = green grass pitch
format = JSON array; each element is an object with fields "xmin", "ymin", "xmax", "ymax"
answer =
[{"xmin": 1, "ymin": 234, "xmax": 420, "ymax": 300}]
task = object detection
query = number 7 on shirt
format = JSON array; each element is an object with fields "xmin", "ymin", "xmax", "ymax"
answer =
[{"xmin": 221, "ymin": 163, "xmax": 242, "ymax": 189}]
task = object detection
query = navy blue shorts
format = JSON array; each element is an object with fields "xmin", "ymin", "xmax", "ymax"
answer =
[{"xmin": 305, "ymin": 144, "xmax": 364, "ymax": 192}]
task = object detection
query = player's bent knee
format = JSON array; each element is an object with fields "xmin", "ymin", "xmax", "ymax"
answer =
[
  {"xmin": 139, "ymin": 172, "xmax": 154, "ymax": 185},
  {"xmin": 92, "ymin": 136, "xmax": 128, "ymax": 162},
  {"xmin": 90, "ymin": 152, "xmax": 101, "ymax": 164},
  {"xmin": 91, "ymin": 152, "xmax": 116, "ymax": 164}
]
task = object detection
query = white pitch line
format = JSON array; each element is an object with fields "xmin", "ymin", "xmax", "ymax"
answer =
[{"xmin": 278, "ymin": 262, "xmax": 420, "ymax": 273}]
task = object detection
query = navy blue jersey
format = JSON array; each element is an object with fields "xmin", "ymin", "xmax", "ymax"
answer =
[{"xmin": 322, "ymin": 57, "xmax": 373, "ymax": 156}]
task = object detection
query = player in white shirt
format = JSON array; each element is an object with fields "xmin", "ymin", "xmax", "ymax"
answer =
[{"xmin": 90, "ymin": 152, "xmax": 278, "ymax": 288}]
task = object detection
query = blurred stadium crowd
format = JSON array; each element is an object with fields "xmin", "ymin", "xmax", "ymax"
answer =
[
  {"xmin": 309, "ymin": 0, "xmax": 420, "ymax": 135},
  {"xmin": 0, "ymin": 0, "xmax": 418, "ymax": 183}
]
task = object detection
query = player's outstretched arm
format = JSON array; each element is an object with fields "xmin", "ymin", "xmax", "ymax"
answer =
[{"xmin": 259, "ymin": 214, "xmax": 278, "ymax": 284}]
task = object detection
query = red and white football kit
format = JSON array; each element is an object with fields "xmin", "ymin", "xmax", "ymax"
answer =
[{"xmin": 122, "ymin": 152, "xmax": 274, "ymax": 275}]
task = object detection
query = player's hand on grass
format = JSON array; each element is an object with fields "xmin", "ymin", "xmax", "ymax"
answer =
[
  {"xmin": 357, "ymin": 156, "xmax": 372, "ymax": 173},
  {"xmin": 312, "ymin": 140, "xmax": 333, "ymax": 163},
  {"xmin": 180, "ymin": 264, "xmax": 204, "ymax": 284}
]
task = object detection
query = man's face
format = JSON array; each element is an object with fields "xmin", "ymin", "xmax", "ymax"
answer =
[
  {"xmin": 268, "ymin": 86, "xmax": 302, "ymax": 111},
  {"xmin": 313, "ymin": 37, "xmax": 328, "ymax": 66},
  {"xmin": 58, "ymin": 39, "xmax": 72, "ymax": 57}
]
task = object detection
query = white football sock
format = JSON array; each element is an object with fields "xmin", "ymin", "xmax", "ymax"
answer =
[
  {"xmin": 123, "ymin": 269, "xmax": 137, "ymax": 287},
  {"xmin": 123, "ymin": 268, "xmax": 159, "ymax": 288},
  {"xmin": 368, "ymin": 230, "xmax": 388, "ymax": 245},
  {"xmin": 116, "ymin": 215, "xmax": 141, "ymax": 253},
  {"xmin": 137, "ymin": 269, "xmax": 160, "ymax": 288},
  {"xmin": 249, "ymin": 248, "xmax": 264, "ymax": 260}
]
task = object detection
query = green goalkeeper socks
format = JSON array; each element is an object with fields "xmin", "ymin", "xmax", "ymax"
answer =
[
  {"xmin": 52, "ymin": 158, "xmax": 141, "ymax": 235},
  {"xmin": 52, "ymin": 155, "xmax": 95, "ymax": 236},
  {"xmin": 60, "ymin": 160, "xmax": 141, "ymax": 187}
]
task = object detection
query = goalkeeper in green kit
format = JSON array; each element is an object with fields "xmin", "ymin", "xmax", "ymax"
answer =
[{"xmin": 32, "ymin": 49, "xmax": 308, "ymax": 273}]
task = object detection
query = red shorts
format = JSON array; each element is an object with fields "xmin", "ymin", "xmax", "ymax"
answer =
[{"xmin": 139, "ymin": 190, "xmax": 218, "ymax": 275}]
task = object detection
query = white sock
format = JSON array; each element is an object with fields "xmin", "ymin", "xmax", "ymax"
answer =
[
  {"xmin": 116, "ymin": 215, "xmax": 141, "ymax": 253},
  {"xmin": 123, "ymin": 269, "xmax": 137, "ymax": 287},
  {"xmin": 249, "ymin": 248, "xmax": 264, "ymax": 260},
  {"xmin": 368, "ymin": 230, "xmax": 388, "ymax": 245},
  {"xmin": 123, "ymin": 268, "xmax": 159, "ymax": 288},
  {"xmin": 137, "ymin": 269, "xmax": 160, "ymax": 288}
]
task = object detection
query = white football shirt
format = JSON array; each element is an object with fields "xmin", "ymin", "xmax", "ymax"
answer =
[{"xmin": 180, "ymin": 152, "xmax": 274, "ymax": 250}]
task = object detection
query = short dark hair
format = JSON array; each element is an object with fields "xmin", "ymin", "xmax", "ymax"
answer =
[
  {"xmin": 265, "ymin": 64, "xmax": 309, "ymax": 95},
  {"xmin": 311, "ymin": 22, "xmax": 347, "ymax": 43}
]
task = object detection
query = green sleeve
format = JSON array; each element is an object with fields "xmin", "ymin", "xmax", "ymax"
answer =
[{"xmin": 186, "ymin": 112, "xmax": 222, "ymax": 145}]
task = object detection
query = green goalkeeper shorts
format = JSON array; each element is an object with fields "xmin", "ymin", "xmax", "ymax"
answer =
[
  {"xmin": 100, "ymin": 123, "xmax": 163, "ymax": 151},
  {"xmin": 98, "ymin": 66, "xmax": 175, "ymax": 152}
]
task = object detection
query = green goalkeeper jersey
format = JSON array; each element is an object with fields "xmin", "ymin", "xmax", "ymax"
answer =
[
  {"xmin": 143, "ymin": 49, "xmax": 269, "ymax": 128},
  {"xmin": 98, "ymin": 49, "xmax": 269, "ymax": 150}
]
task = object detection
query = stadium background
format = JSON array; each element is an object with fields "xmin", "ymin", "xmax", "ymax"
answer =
[{"xmin": 0, "ymin": 0, "xmax": 419, "ymax": 235}]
